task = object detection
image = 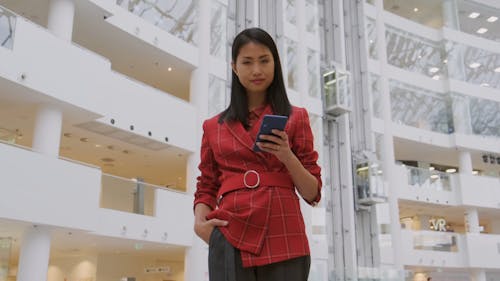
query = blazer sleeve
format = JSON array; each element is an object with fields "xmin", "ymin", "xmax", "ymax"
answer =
[
  {"xmin": 193, "ymin": 120, "xmax": 221, "ymax": 210},
  {"xmin": 290, "ymin": 108, "xmax": 322, "ymax": 205}
]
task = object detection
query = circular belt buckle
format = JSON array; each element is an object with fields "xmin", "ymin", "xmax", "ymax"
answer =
[{"xmin": 243, "ymin": 170, "xmax": 260, "ymax": 189}]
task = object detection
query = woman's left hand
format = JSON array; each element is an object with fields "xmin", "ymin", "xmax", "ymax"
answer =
[{"xmin": 256, "ymin": 129, "xmax": 294, "ymax": 163}]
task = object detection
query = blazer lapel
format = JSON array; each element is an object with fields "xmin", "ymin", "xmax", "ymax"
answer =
[{"xmin": 223, "ymin": 105, "xmax": 274, "ymax": 153}]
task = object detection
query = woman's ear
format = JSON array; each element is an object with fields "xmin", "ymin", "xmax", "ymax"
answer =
[{"xmin": 231, "ymin": 61, "xmax": 238, "ymax": 76}]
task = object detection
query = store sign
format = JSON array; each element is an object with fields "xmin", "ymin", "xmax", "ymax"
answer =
[{"xmin": 429, "ymin": 218, "xmax": 447, "ymax": 232}]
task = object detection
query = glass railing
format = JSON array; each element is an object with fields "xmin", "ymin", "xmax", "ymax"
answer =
[
  {"xmin": 385, "ymin": 25, "xmax": 446, "ymax": 80},
  {"xmin": 0, "ymin": 6, "xmax": 16, "ymax": 50},
  {"xmin": 101, "ymin": 173, "xmax": 162, "ymax": 216},
  {"xmin": 355, "ymin": 161, "xmax": 387, "ymax": 205},
  {"xmin": 390, "ymin": 80, "xmax": 454, "ymax": 134},
  {"xmin": 116, "ymin": 0, "xmax": 199, "ymax": 46},
  {"xmin": 413, "ymin": 231, "xmax": 459, "ymax": 252},
  {"xmin": 406, "ymin": 166, "xmax": 452, "ymax": 191},
  {"xmin": 209, "ymin": 0, "xmax": 227, "ymax": 60}
]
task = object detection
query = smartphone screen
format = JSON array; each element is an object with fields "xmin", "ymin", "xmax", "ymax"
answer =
[{"xmin": 253, "ymin": 115, "xmax": 288, "ymax": 152}]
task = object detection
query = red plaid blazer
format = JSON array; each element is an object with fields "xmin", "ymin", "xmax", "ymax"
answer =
[{"xmin": 194, "ymin": 105, "xmax": 322, "ymax": 267}]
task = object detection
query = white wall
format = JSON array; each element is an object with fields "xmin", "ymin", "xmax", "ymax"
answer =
[
  {"xmin": 0, "ymin": 143, "xmax": 100, "ymax": 231},
  {"xmin": 48, "ymin": 256, "xmax": 97, "ymax": 281},
  {"xmin": 96, "ymin": 254, "xmax": 184, "ymax": 281},
  {"xmin": 457, "ymin": 174, "xmax": 500, "ymax": 209},
  {"xmin": 465, "ymin": 234, "xmax": 500, "ymax": 269}
]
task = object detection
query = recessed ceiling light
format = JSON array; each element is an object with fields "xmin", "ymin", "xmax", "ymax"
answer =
[
  {"xmin": 476, "ymin": 27, "xmax": 488, "ymax": 34},
  {"xmin": 413, "ymin": 7, "xmax": 419, "ymax": 12},
  {"xmin": 63, "ymin": 133, "xmax": 72, "ymax": 138},
  {"xmin": 469, "ymin": 62, "xmax": 481, "ymax": 68},
  {"xmin": 429, "ymin": 166, "xmax": 435, "ymax": 171},
  {"xmin": 468, "ymin": 12, "xmax": 480, "ymax": 19},
  {"xmin": 494, "ymin": 67, "xmax": 500, "ymax": 72},
  {"xmin": 480, "ymin": 83, "xmax": 490, "ymax": 87},
  {"xmin": 167, "ymin": 67, "xmax": 172, "ymax": 71},
  {"xmin": 445, "ymin": 168, "xmax": 456, "ymax": 173},
  {"xmin": 95, "ymin": 144, "xmax": 101, "ymax": 148},
  {"xmin": 432, "ymin": 75, "xmax": 440, "ymax": 80},
  {"xmin": 429, "ymin": 67, "xmax": 439, "ymax": 73},
  {"xmin": 80, "ymin": 137, "xmax": 89, "ymax": 142},
  {"xmin": 472, "ymin": 170, "xmax": 479, "ymax": 175},
  {"xmin": 486, "ymin": 16, "xmax": 498, "ymax": 23},
  {"xmin": 101, "ymin": 157, "xmax": 114, "ymax": 162},
  {"xmin": 430, "ymin": 174, "xmax": 439, "ymax": 179},
  {"xmin": 443, "ymin": 59, "xmax": 448, "ymax": 64}
]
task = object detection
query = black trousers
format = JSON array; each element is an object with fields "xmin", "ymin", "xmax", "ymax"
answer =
[{"xmin": 208, "ymin": 227, "xmax": 311, "ymax": 281}]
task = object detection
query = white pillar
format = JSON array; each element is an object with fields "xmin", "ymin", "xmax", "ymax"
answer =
[
  {"xmin": 47, "ymin": 0, "xmax": 75, "ymax": 41},
  {"xmin": 471, "ymin": 269, "xmax": 486, "ymax": 281},
  {"xmin": 442, "ymin": 0, "xmax": 460, "ymax": 29},
  {"xmin": 32, "ymin": 105, "xmax": 63, "ymax": 157},
  {"xmin": 374, "ymin": 0, "xmax": 403, "ymax": 274},
  {"xmin": 459, "ymin": 150, "xmax": 473, "ymax": 175},
  {"xmin": 17, "ymin": 226, "xmax": 51, "ymax": 281},
  {"xmin": 465, "ymin": 208, "xmax": 480, "ymax": 233},
  {"xmin": 185, "ymin": 0, "xmax": 210, "ymax": 280}
]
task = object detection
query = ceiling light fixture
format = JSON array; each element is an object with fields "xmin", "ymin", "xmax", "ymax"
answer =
[
  {"xmin": 480, "ymin": 83, "xmax": 490, "ymax": 87},
  {"xmin": 429, "ymin": 67, "xmax": 439, "ymax": 73},
  {"xmin": 445, "ymin": 168, "xmax": 457, "ymax": 173},
  {"xmin": 167, "ymin": 67, "xmax": 172, "ymax": 71},
  {"xmin": 429, "ymin": 166, "xmax": 435, "ymax": 171},
  {"xmin": 468, "ymin": 12, "xmax": 480, "ymax": 19},
  {"xmin": 432, "ymin": 75, "xmax": 440, "ymax": 80},
  {"xmin": 486, "ymin": 16, "xmax": 498, "ymax": 23},
  {"xmin": 476, "ymin": 27, "xmax": 488, "ymax": 34},
  {"xmin": 494, "ymin": 67, "xmax": 500, "ymax": 72},
  {"xmin": 413, "ymin": 7, "xmax": 419, "ymax": 12},
  {"xmin": 469, "ymin": 62, "xmax": 481, "ymax": 69}
]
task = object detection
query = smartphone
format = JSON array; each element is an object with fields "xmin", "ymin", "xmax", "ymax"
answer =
[{"xmin": 253, "ymin": 114, "xmax": 289, "ymax": 152}]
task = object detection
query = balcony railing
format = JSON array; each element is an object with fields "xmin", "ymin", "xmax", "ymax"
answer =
[
  {"xmin": 413, "ymin": 231, "xmax": 458, "ymax": 252},
  {"xmin": 116, "ymin": 0, "xmax": 199, "ymax": 46},
  {"xmin": 0, "ymin": 6, "xmax": 16, "ymax": 49},
  {"xmin": 406, "ymin": 166, "xmax": 452, "ymax": 191}
]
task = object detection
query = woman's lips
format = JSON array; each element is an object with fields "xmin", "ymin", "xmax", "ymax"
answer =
[{"xmin": 251, "ymin": 79, "xmax": 265, "ymax": 85}]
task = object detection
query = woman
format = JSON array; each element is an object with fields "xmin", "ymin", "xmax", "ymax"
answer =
[{"xmin": 193, "ymin": 27, "xmax": 322, "ymax": 281}]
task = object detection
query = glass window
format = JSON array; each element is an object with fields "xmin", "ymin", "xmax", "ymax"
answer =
[
  {"xmin": 116, "ymin": 0, "xmax": 199, "ymax": 46},
  {"xmin": 208, "ymin": 75, "xmax": 228, "ymax": 117},
  {"xmin": 365, "ymin": 17, "xmax": 378, "ymax": 59},
  {"xmin": 210, "ymin": 0, "xmax": 227, "ymax": 59},
  {"xmin": 306, "ymin": 0, "xmax": 318, "ymax": 33},
  {"xmin": 286, "ymin": 38, "xmax": 298, "ymax": 91},
  {"xmin": 469, "ymin": 97, "xmax": 500, "ymax": 138},
  {"xmin": 308, "ymin": 48, "xmax": 320, "ymax": 98},
  {"xmin": 0, "ymin": 7, "xmax": 16, "ymax": 50},
  {"xmin": 286, "ymin": 0, "xmax": 297, "ymax": 25}
]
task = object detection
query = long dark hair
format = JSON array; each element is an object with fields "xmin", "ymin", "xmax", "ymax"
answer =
[{"xmin": 218, "ymin": 28, "xmax": 291, "ymax": 128}]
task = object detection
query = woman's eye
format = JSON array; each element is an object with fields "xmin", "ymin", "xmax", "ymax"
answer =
[
  {"xmin": 242, "ymin": 61, "xmax": 251, "ymax": 65},
  {"xmin": 261, "ymin": 59, "xmax": 269, "ymax": 64}
]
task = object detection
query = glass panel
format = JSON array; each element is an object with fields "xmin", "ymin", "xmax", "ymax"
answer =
[
  {"xmin": 369, "ymin": 73, "xmax": 383, "ymax": 118},
  {"xmin": 116, "ymin": 0, "xmax": 199, "ymax": 45},
  {"xmin": 0, "ymin": 6, "xmax": 16, "ymax": 50},
  {"xmin": 101, "ymin": 174, "xmax": 157, "ymax": 216},
  {"xmin": 306, "ymin": 0, "xmax": 317, "ymax": 33},
  {"xmin": 383, "ymin": 0, "xmax": 444, "ymax": 29},
  {"xmin": 446, "ymin": 41, "xmax": 500, "ymax": 89},
  {"xmin": 0, "ymin": 238, "xmax": 10, "ymax": 281},
  {"xmin": 413, "ymin": 231, "xmax": 458, "ymax": 252},
  {"xmin": 406, "ymin": 166, "xmax": 452, "ymax": 191},
  {"xmin": 385, "ymin": 25, "xmax": 446, "ymax": 79},
  {"xmin": 210, "ymin": 0, "xmax": 227, "ymax": 59},
  {"xmin": 286, "ymin": 38, "xmax": 298, "ymax": 90},
  {"xmin": 307, "ymin": 48, "xmax": 320, "ymax": 97},
  {"xmin": 469, "ymin": 97, "xmax": 500, "ymax": 138},
  {"xmin": 390, "ymin": 80, "xmax": 453, "ymax": 134},
  {"xmin": 366, "ymin": 17, "xmax": 378, "ymax": 59},
  {"xmin": 286, "ymin": 0, "xmax": 297, "ymax": 25},
  {"xmin": 208, "ymin": 74, "xmax": 227, "ymax": 117}
]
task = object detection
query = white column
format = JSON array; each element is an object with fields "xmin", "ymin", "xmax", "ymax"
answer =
[
  {"xmin": 47, "ymin": 0, "xmax": 75, "ymax": 41},
  {"xmin": 296, "ymin": 0, "xmax": 308, "ymax": 105},
  {"xmin": 32, "ymin": 105, "xmax": 63, "ymax": 157},
  {"xmin": 465, "ymin": 208, "xmax": 480, "ymax": 234},
  {"xmin": 185, "ymin": 0, "xmax": 211, "ymax": 280},
  {"xmin": 471, "ymin": 269, "xmax": 486, "ymax": 281},
  {"xmin": 442, "ymin": 0, "xmax": 460, "ymax": 29},
  {"xmin": 374, "ymin": 0, "xmax": 403, "ymax": 274},
  {"xmin": 17, "ymin": 226, "xmax": 51, "ymax": 281},
  {"xmin": 459, "ymin": 150, "xmax": 473, "ymax": 175}
]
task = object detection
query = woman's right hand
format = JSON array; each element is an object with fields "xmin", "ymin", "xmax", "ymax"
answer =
[
  {"xmin": 194, "ymin": 217, "xmax": 228, "ymax": 243},
  {"xmin": 194, "ymin": 203, "xmax": 228, "ymax": 244}
]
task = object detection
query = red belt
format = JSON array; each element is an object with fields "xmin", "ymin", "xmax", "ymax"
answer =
[{"xmin": 217, "ymin": 170, "xmax": 294, "ymax": 200}]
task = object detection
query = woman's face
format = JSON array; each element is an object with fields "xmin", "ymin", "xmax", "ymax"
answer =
[{"xmin": 232, "ymin": 42, "xmax": 275, "ymax": 97}]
